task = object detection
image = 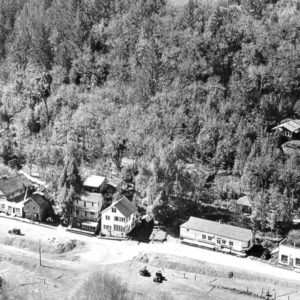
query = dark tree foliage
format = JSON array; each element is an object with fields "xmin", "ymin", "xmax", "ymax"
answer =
[{"xmin": 0, "ymin": 0, "xmax": 299, "ymax": 232}]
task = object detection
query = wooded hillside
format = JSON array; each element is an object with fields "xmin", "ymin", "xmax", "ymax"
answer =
[{"xmin": 0, "ymin": 0, "xmax": 300, "ymax": 233}]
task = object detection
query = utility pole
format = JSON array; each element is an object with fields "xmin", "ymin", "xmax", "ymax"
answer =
[{"xmin": 39, "ymin": 239, "xmax": 42, "ymax": 266}]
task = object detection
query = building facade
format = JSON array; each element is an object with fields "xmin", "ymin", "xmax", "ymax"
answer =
[
  {"xmin": 278, "ymin": 239, "xmax": 300, "ymax": 268},
  {"xmin": 101, "ymin": 197, "xmax": 137, "ymax": 237},
  {"xmin": 23, "ymin": 193, "xmax": 49, "ymax": 221},
  {"xmin": 0, "ymin": 175, "xmax": 32, "ymax": 217},
  {"xmin": 72, "ymin": 192, "xmax": 103, "ymax": 222},
  {"xmin": 180, "ymin": 217, "xmax": 254, "ymax": 255}
]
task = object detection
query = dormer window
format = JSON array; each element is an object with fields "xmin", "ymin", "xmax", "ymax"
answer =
[{"xmin": 112, "ymin": 208, "xmax": 116, "ymax": 213}]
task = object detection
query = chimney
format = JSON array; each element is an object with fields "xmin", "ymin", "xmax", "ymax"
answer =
[{"xmin": 24, "ymin": 188, "xmax": 28, "ymax": 200}]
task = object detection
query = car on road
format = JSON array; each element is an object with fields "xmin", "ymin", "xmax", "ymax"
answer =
[{"xmin": 8, "ymin": 228, "xmax": 21, "ymax": 235}]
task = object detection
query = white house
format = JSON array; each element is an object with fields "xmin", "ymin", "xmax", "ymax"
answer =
[
  {"xmin": 0, "ymin": 175, "xmax": 32, "ymax": 217},
  {"xmin": 100, "ymin": 197, "xmax": 137, "ymax": 237},
  {"xmin": 278, "ymin": 239, "xmax": 300, "ymax": 268},
  {"xmin": 180, "ymin": 217, "xmax": 254, "ymax": 256}
]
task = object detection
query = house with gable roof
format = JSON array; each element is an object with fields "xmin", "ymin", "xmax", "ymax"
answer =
[
  {"xmin": 0, "ymin": 175, "xmax": 33, "ymax": 217},
  {"xmin": 24, "ymin": 192, "xmax": 50, "ymax": 221},
  {"xmin": 272, "ymin": 119, "xmax": 300, "ymax": 140},
  {"xmin": 100, "ymin": 196, "xmax": 138, "ymax": 237}
]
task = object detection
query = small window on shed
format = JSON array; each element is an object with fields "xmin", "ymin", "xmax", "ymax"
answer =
[
  {"xmin": 202, "ymin": 235, "xmax": 206, "ymax": 240},
  {"xmin": 217, "ymin": 238, "xmax": 221, "ymax": 244},
  {"xmin": 222, "ymin": 240, "xmax": 226, "ymax": 244},
  {"xmin": 208, "ymin": 236, "xmax": 212, "ymax": 241},
  {"xmin": 112, "ymin": 208, "xmax": 116, "ymax": 213},
  {"xmin": 229, "ymin": 241, "xmax": 234, "ymax": 247},
  {"xmin": 296, "ymin": 258, "xmax": 300, "ymax": 266},
  {"xmin": 281, "ymin": 255, "xmax": 288, "ymax": 263}
]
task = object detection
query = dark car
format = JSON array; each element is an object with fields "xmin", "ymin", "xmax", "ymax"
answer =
[{"xmin": 8, "ymin": 228, "xmax": 21, "ymax": 235}]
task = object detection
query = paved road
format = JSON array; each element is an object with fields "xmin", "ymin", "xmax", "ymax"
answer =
[{"xmin": 1, "ymin": 216, "xmax": 300, "ymax": 283}]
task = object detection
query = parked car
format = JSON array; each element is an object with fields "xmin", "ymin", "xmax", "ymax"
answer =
[
  {"xmin": 153, "ymin": 270, "xmax": 166, "ymax": 283},
  {"xmin": 8, "ymin": 228, "xmax": 21, "ymax": 235},
  {"xmin": 139, "ymin": 267, "xmax": 151, "ymax": 277}
]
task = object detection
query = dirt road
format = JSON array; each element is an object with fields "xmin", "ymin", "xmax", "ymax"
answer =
[{"xmin": 1, "ymin": 216, "xmax": 300, "ymax": 283}]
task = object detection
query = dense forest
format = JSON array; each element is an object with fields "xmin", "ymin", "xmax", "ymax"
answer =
[{"xmin": 0, "ymin": 0, "xmax": 300, "ymax": 234}]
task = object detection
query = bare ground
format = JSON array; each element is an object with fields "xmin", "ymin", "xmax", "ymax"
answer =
[{"xmin": 0, "ymin": 216, "xmax": 300, "ymax": 299}]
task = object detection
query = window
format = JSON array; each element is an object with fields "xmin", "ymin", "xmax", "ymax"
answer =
[
  {"xmin": 33, "ymin": 206, "xmax": 36, "ymax": 210},
  {"xmin": 16, "ymin": 208, "xmax": 20, "ymax": 213},
  {"xmin": 114, "ymin": 225, "xmax": 125, "ymax": 232},
  {"xmin": 104, "ymin": 225, "xmax": 111, "ymax": 230},
  {"xmin": 114, "ymin": 216, "xmax": 125, "ymax": 222},
  {"xmin": 229, "ymin": 241, "xmax": 234, "ymax": 247},
  {"xmin": 92, "ymin": 202, "xmax": 94, "ymax": 207},
  {"xmin": 208, "ymin": 236, "xmax": 212, "ymax": 241},
  {"xmin": 90, "ymin": 212, "xmax": 95, "ymax": 215},
  {"xmin": 217, "ymin": 238, "xmax": 221, "ymax": 244},
  {"xmin": 296, "ymin": 258, "xmax": 300, "ymax": 266},
  {"xmin": 8, "ymin": 206, "xmax": 12, "ymax": 210},
  {"xmin": 105, "ymin": 215, "xmax": 110, "ymax": 220},
  {"xmin": 112, "ymin": 208, "xmax": 116, "ymax": 213},
  {"xmin": 202, "ymin": 235, "xmax": 206, "ymax": 240},
  {"xmin": 84, "ymin": 201, "xmax": 86, "ymax": 207},
  {"xmin": 281, "ymin": 255, "xmax": 288, "ymax": 263},
  {"xmin": 222, "ymin": 240, "xmax": 226, "ymax": 244},
  {"xmin": 0, "ymin": 204, "xmax": 5, "ymax": 209},
  {"xmin": 186, "ymin": 228, "xmax": 189, "ymax": 232}
]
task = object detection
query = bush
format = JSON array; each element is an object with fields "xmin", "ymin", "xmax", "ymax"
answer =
[{"xmin": 75, "ymin": 272, "xmax": 128, "ymax": 300}]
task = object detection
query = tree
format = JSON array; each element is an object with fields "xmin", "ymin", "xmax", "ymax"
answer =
[{"xmin": 58, "ymin": 147, "xmax": 82, "ymax": 213}]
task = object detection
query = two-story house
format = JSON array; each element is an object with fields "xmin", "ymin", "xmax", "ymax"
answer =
[
  {"xmin": 0, "ymin": 175, "xmax": 33, "ymax": 217},
  {"xmin": 24, "ymin": 192, "xmax": 50, "ymax": 221},
  {"xmin": 100, "ymin": 197, "xmax": 138, "ymax": 237}
]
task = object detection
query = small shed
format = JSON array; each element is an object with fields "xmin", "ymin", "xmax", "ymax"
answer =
[{"xmin": 236, "ymin": 195, "xmax": 252, "ymax": 214}]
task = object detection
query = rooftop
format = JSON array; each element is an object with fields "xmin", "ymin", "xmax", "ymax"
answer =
[
  {"xmin": 102, "ymin": 196, "xmax": 136, "ymax": 218},
  {"xmin": 27, "ymin": 193, "xmax": 48, "ymax": 207},
  {"xmin": 0, "ymin": 175, "xmax": 32, "ymax": 197},
  {"xmin": 181, "ymin": 217, "xmax": 253, "ymax": 242},
  {"xmin": 83, "ymin": 175, "xmax": 106, "ymax": 188},
  {"xmin": 236, "ymin": 195, "xmax": 252, "ymax": 207},
  {"xmin": 280, "ymin": 238, "xmax": 300, "ymax": 249},
  {"xmin": 273, "ymin": 119, "xmax": 300, "ymax": 133}
]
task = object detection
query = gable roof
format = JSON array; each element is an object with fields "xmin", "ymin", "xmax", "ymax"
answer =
[
  {"xmin": 0, "ymin": 175, "xmax": 32, "ymax": 196},
  {"xmin": 273, "ymin": 120, "xmax": 300, "ymax": 133},
  {"xmin": 180, "ymin": 217, "xmax": 253, "ymax": 242},
  {"xmin": 236, "ymin": 195, "xmax": 252, "ymax": 207},
  {"xmin": 25, "ymin": 193, "xmax": 48, "ymax": 207},
  {"xmin": 83, "ymin": 175, "xmax": 106, "ymax": 188},
  {"xmin": 101, "ymin": 197, "xmax": 136, "ymax": 218}
]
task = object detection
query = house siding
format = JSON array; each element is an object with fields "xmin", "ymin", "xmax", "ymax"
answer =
[
  {"xmin": 24, "ymin": 200, "xmax": 47, "ymax": 221},
  {"xmin": 278, "ymin": 244, "xmax": 300, "ymax": 268},
  {"xmin": 0, "ymin": 198, "xmax": 25, "ymax": 217},
  {"xmin": 180, "ymin": 227, "xmax": 253, "ymax": 253},
  {"xmin": 101, "ymin": 208, "xmax": 136, "ymax": 237},
  {"xmin": 72, "ymin": 197, "xmax": 102, "ymax": 222}
]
